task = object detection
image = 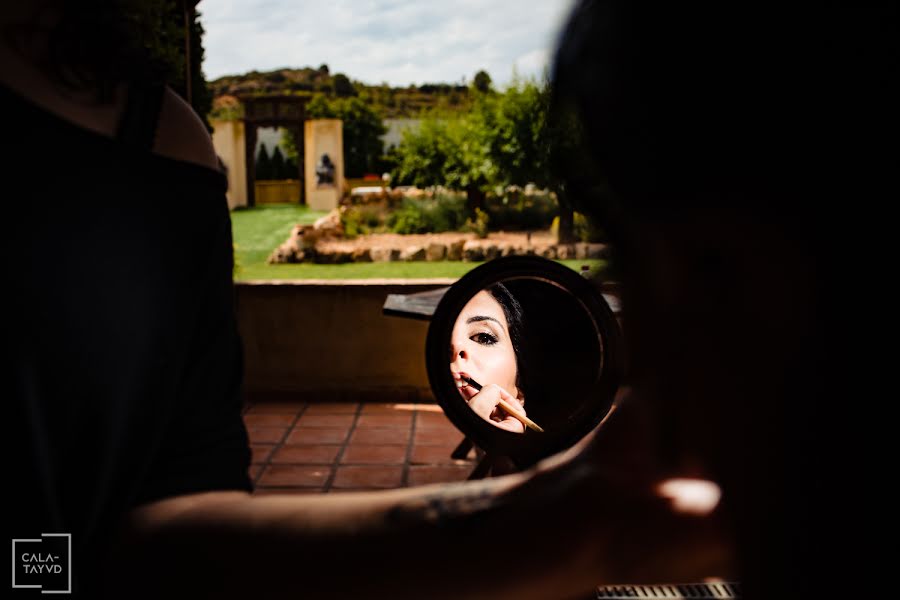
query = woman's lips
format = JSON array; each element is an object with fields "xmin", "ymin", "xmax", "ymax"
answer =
[
  {"xmin": 452, "ymin": 371, "xmax": 479, "ymax": 400},
  {"xmin": 458, "ymin": 384, "xmax": 478, "ymax": 401}
]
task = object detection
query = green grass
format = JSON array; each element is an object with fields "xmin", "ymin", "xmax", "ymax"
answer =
[
  {"xmin": 235, "ymin": 259, "xmax": 606, "ymax": 280},
  {"xmin": 231, "ymin": 203, "xmax": 328, "ymax": 277},
  {"xmin": 230, "ymin": 203, "xmax": 606, "ymax": 280}
]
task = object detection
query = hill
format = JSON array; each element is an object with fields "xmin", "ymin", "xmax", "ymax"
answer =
[{"xmin": 208, "ymin": 65, "xmax": 474, "ymax": 119}]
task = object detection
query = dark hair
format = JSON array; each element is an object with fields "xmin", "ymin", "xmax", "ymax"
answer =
[
  {"xmin": 548, "ymin": 5, "xmax": 884, "ymax": 595},
  {"xmin": 548, "ymin": 1, "xmax": 869, "ymax": 226},
  {"xmin": 486, "ymin": 283, "xmax": 528, "ymax": 401}
]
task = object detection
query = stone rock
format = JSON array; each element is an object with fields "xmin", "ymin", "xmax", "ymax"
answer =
[
  {"xmin": 484, "ymin": 244, "xmax": 500, "ymax": 261},
  {"xmin": 313, "ymin": 248, "xmax": 349, "ymax": 264},
  {"xmin": 313, "ymin": 250, "xmax": 333, "ymax": 264},
  {"xmin": 499, "ymin": 243, "xmax": 517, "ymax": 257},
  {"xmin": 289, "ymin": 224, "xmax": 321, "ymax": 250},
  {"xmin": 313, "ymin": 208, "xmax": 344, "ymax": 237},
  {"xmin": 351, "ymin": 247, "xmax": 372, "ymax": 262},
  {"xmin": 463, "ymin": 241, "xmax": 485, "ymax": 262},
  {"xmin": 266, "ymin": 246, "xmax": 290, "ymax": 264},
  {"xmin": 586, "ymin": 243, "xmax": 607, "ymax": 259},
  {"xmin": 556, "ymin": 244, "xmax": 576, "ymax": 259},
  {"xmin": 289, "ymin": 224, "xmax": 305, "ymax": 242},
  {"xmin": 426, "ymin": 243, "xmax": 447, "ymax": 261},
  {"xmin": 447, "ymin": 240, "xmax": 466, "ymax": 261},
  {"xmin": 401, "ymin": 245, "xmax": 426, "ymax": 261},
  {"xmin": 369, "ymin": 246, "xmax": 399, "ymax": 262},
  {"xmin": 539, "ymin": 246, "xmax": 558, "ymax": 260},
  {"xmin": 316, "ymin": 248, "xmax": 352, "ymax": 264}
]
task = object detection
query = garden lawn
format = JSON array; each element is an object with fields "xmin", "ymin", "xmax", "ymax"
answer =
[
  {"xmin": 230, "ymin": 203, "xmax": 327, "ymax": 276},
  {"xmin": 230, "ymin": 203, "xmax": 606, "ymax": 280}
]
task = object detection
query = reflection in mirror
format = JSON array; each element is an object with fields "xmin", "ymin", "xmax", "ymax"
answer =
[
  {"xmin": 449, "ymin": 279, "xmax": 602, "ymax": 436},
  {"xmin": 450, "ymin": 285, "xmax": 529, "ymax": 434}
]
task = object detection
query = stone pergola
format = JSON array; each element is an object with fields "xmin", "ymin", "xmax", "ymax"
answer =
[{"xmin": 238, "ymin": 94, "xmax": 310, "ymax": 207}]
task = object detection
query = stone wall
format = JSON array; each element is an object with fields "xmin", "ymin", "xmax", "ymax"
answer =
[
  {"xmin": 210, "ymin": 119, "xmax": 248, "ymax": 210},
  {"xmin": 266, "ymin": 211, "xmax": 610, "ymax": 265},
  {"xmin": 235, "ymin": 280, "xmax": 452, "ymax": 396}
]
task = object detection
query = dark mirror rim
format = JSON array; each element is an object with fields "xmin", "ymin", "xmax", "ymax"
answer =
[{"xmin": 425, "ymin": 256, "xmax": 624, "ymax": 466}]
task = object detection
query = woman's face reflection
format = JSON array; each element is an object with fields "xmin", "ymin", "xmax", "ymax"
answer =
[{"xmin": 450, "ymin": 290, "xmax": 525, "ymax": 433}]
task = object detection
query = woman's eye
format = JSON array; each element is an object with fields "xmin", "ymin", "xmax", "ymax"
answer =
[{"xmin": 471, "ymin": 332, "xmax": 499, "ymax": 346}]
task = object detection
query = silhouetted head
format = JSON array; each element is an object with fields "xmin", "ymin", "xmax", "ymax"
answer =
[{"xmin": 549, "ymin": 1, "xmax": 880, "ymax": 594}]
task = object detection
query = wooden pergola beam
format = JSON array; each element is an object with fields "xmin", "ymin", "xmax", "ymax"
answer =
[{"xmin": 182, "ymin": 0, "xmax": 203, "ymax": 104}]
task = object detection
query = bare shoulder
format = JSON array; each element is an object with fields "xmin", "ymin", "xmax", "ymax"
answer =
[{"xmin": 153, "ymin": 86, "xmax": 220, "ymax": 171}]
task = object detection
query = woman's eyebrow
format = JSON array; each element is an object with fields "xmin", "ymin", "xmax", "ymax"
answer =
[{"xmin": 466, "ymin": 315, "xmax": 502, "ymax": 327}]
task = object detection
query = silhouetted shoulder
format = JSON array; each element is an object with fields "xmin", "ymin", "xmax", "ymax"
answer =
[{"xmin": 154, "ymin": 86, "xmax": 220, "ymax": 172}]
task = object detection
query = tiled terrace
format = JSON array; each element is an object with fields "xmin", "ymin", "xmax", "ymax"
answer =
[{"xmin": 243, "ymin": 397, "xmax": 477, "ymax": 494}]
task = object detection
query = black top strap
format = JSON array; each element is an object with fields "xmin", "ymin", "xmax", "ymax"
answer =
[{"xmin": 115, "ymin": 81, "xmax": 165, "ymax": 150}]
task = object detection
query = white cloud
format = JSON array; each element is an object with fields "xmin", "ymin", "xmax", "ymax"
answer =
[
  {"xmin": 514, "ymin": 48, "xmax": 550, "ymax": 79},
  {"xmin": 198, "ymin": 0, "xmax": 577, "ymax": 87}
]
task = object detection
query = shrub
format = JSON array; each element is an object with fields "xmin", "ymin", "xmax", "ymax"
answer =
[
  {"xmin": 387, "ymin": 200, "xmax": 430, "ymax": 234},
  {"xmin": 342, "ymin": 209, "xmax": 363, "ymax": 239},
  {"xmin": 387, "ymin": 195, "xmax": 468, "ymax": 234},
  {"xmin": 484, "ymin": 191, "xmax": 557, "ymax": 230},
  {"xmin": 427, "ymin": 193, "xmax": 468, "ymax": 232},
  {"xmin": 341, "ymin": 205, "xmax": 387, "ymax": 238},
  {"xmin": 463, "ymin": 208, "xmax": 490, "ymax": 239},
  {"xmin": 551, "ymin": 212, "xmax": 608, "ymax": 243}
]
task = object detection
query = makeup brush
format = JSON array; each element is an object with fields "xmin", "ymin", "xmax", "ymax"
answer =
[{"xmin": 461, "ymin": 375, "xmax": 544, "ymax": 433}]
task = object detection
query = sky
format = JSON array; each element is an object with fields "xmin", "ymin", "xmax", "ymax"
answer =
[{"xmin": 200, "ymin": 0, "xmax": 577, "ymax": 87}]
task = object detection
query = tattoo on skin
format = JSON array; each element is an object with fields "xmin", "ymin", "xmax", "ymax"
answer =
[{"xmin": 386, "ymin": 481, "xmax": 502, "ymax": 527}]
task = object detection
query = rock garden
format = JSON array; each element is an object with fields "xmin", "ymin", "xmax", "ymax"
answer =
[{"xmin": 267, "ymin": 188, "xmax": 609, "ymax": 265}]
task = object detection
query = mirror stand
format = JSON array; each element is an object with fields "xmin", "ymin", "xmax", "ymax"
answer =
[
  {"xmin": 470, "ymin": 451, "xmax": 519, "ymax": 479},
  {"xmin": 450, "ymin": 436, "xmax": 474, "ymax": 459},
  {"xmin": 452, "ymin": 436, "xmax": 520, "ymax": 479}
]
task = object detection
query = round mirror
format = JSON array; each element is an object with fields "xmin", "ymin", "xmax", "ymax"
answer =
[{"xmin": 426, "ymin": 256, "xmax": 623, "ymax": 471}]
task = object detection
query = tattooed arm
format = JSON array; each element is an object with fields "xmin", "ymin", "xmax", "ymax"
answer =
[
  {"xmin": 102, "ymin": 398, "xmax": 735, "ymax": 600},
  {"xmin": 100, "ymin": 460, "xmax": 624, "ymax": 600}
]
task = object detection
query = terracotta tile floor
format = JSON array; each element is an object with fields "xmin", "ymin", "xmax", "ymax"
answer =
[{"xmin": 243, "ymin": 400, "xmax": 478, "ymax": 494}]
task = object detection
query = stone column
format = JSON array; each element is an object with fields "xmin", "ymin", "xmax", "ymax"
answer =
[{"xmin": 304, "ymin": 119, "xmax": 344, "ymax": 211}]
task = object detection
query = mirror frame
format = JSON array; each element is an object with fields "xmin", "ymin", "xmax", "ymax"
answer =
[{"xmin": 425, "ymin": 256, "xmax": 624, "ymax": 468}]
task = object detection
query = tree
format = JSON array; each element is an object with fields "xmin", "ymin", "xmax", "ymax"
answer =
[
  {"xmin": 281, "ymin": 128, "xmax": 300, "ymax": 170},
  {"xmin": 389, "ymin": 118, "xmax": 452, "ymax": 187},
  {"xmin": 480, "ymin": 77, "xmax": 582, "ymax": 243},
  {"xmin": 336, "ymin": 97, "xmax": 388, "ymax": 177},
  {"xmin": 271, "ymin": 146, "xmax": 287, "ymax": 179},
  {"xmin": 481, "ymin": 78, "xmax": 546, "ymax": 190},
  {"xmin": 390, "ymin": 114, "xmax": 494, "ymax": 213},
  {"xmin": 305, "ymin": 94, "xmax": 334, "ymax": 118},
  {"xmin": 333, "ymin": 73, "xmax": 356, "ymax": 97},
  {"xmin": 131, "ymin": 1, "xmax": 213, "ymax": 130},
  {"xmin": 256, "ymin": 143, "xmax": 272, "ymax": 180},
  {"xmin": 541, "ymin": 93, "xmax": 587, "ymax": 244},
  {"xmin": 387, "ymin": 77, "xmax": 592, "ymax": 241},
  {"xmin": 473, "ymin": 70, "xmax": 492, "ymax": 94},
  {"xmin": 284, "ymin": 146, "xmax": 297, "ymax": 179}
]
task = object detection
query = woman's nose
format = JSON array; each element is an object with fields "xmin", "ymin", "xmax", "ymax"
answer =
[{"xmin": 450, "ymin": 344, "xmax": 467, "ymax": 363}]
